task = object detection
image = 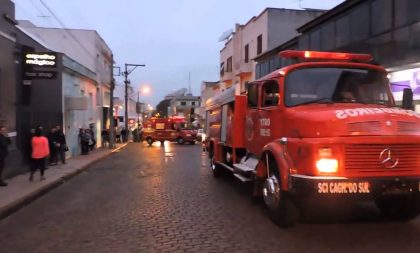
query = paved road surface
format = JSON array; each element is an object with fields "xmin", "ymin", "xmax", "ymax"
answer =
[{"xmin": 1, "ymin": 142, "xmax": 420, "ymax": 253}]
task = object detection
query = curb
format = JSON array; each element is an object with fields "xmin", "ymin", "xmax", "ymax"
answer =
[{"xmin": 0, "ymin": 143, "xmax": 128, "ymax": 220}]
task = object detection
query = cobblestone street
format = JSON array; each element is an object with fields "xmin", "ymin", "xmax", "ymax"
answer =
[{"xmin": 1, "ymin": 143, "xmax": 420, "ymax": 253}]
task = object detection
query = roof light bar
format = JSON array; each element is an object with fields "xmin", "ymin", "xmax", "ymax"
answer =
[{"xmin": 279, "ymin": 50, "xmax": 373, "ymax": 63}]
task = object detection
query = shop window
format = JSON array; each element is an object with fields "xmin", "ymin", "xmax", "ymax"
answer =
[
  {"xmin": 244, "ymin": 44, "xmax": 249, "ymax": 63},
  {"xmin": 247, "ymin": 83, "xmax": 258, "ymax": 108},
  {"xmin": 310, "ymin": 29, "xmax": 321, "ymax": 50},
  {"xmin": 180, "ymin": 101, "xmax": 186, "ymax": 106},
  {"xmin": 336, "ymin": 15, "xmax": 350, "ymax": 48},
  {"xmin": 321, "ymin": 22, "xmax": 335, "ymax": 50},
  {"xmin": 395, "ymin": 0, "xmax": 420, "ymax": 27},
  {"xmin": 255, "ymin": 64, "xmax": 261, "ymax": 79},
  {"xmin": 371, "ymin": 0, "xmax": 392, "ymax": 35},
  {"xmin": 262, "ymin": 80, "xmax": 279, "ymax": 107},
  {"xmin": 351, "ymin": 5, "xmax": 370, "ymax": 42},
  {"xmin": 257, "ymin": 34, "xmax": 263, "ymax": 55}
]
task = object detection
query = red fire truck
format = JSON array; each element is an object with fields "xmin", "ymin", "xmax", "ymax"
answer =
[
  {"xmin": 205, "ymin": 50, "xmax": 420, "ymax": 227},
  {"xmin": 143, "ymin": 116, "xmax": 197, "ymax": 145}
]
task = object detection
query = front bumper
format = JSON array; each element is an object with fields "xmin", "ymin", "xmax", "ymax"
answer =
[{"xmin": 291, "ymin": 175, "xmax": 420, "ymax": 199}]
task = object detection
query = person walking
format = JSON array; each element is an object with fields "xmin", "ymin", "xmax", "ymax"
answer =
[
  {"xmin": 0, "ymin": 126, "xmax": 11, "ymax": 187},
  {"xmin": 55, "ymin": 125, "xmax": 67, "ymax": 164},
  {"xmin": 30, "ymin": 127, "xmax": 50, "ymax": 181},
  {"xmin": 101, "ymin": 129, "xmax": 109, "ymax": 147},
  {"xmin": 88, "ymin": 125, "xmax": 96, "ymax": 151},
  {"xmin": 47, "ymin": 127, "xmax": 58, "ymax": 165},
  {"xmin": 121, "ymin": 128, "xmax": 127, "ymax": 143},
  {"xmin": 115, "ymin": 126, "xmax": 122, "ymax": 143}
]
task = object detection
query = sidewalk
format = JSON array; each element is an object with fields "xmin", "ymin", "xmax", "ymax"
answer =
[{"xmin": 0, "ymin": 143, "xmax": 128, "ymax": 220}]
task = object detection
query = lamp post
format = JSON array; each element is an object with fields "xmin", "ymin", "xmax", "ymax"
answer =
[{"xmin": 135, "ymin": 86, "xmax": 151, "ymax": 142}]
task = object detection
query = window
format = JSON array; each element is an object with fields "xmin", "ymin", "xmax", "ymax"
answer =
[
  {"xmin": 336, "ymin": 15, "xmax": 350, "ymax": 48},
  {"xmin": 247, "ymin": 83, "xmax": 258, "ymax": 108},
  {"xmin": 244, "ymin": 44, "xmax": 249, "ymax": 63},
  {"xmin": 395, "ymin": 0, "xmax": 420, "ymax": 27},
  {"xmin": 351, "ymin": 5, "xmax": 369, "ymax": 42},
  {"xmin": 257, "ymin": 34, "xmax": 262, "ymax": 55},
  {"xmin": 371, "ymin": 0, "xmax": 392, "ymax": 35},
  {"xmin": 284, "ymin": 68, "xmax": 391, "ymax": 107},
  {"xmin": 310, "ymin": 29, "xmax": 321, "ymax": 50},
  {"xmin": 220, "ymin": 62, "xmax": 225, "ymax": 76},
  {"xmin": 262, "ymin": 80, "xmax": 279, "ymax": 107},
  {"xmin": 226, "ymin": 57, "xmax": 232, "ymax": 72},
  {"xmin": 191, "ymin": 101, "xmax": 195, "ymax": 106},
  {"xmin": 321, "ymin": 22, "xmax": 335, "ymax": 50},
  {"xmin": 180, "ymin": 101, "xmax": 186, "ymax": 106}
]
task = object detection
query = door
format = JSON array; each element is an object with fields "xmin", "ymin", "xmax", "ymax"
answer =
[{"xmin": 245, "ymin": 82, "xmax": 260, "ymax": 155}]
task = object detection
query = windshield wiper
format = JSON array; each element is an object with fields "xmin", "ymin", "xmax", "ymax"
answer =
[{"xmin": 296, "ymin": 97, "xmax": 332, "ymax": 106}]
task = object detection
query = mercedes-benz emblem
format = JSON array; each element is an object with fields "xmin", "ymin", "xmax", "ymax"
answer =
[{"xmin": 379, "ymin": 148, "xmax": 399, "ymax": 169}]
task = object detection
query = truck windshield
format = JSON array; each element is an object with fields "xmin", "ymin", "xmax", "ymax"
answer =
[{"xmin": 284, "ymin": 67, "xmax": 392, "ymax": 107}]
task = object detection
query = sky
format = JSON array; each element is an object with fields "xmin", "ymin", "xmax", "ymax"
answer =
[{"xmin": 13, "ymin": 0, "xmax": 344, "ymax": 105}]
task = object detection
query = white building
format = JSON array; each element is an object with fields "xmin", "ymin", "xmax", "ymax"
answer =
[
  {"xmin": 219, "ymin": 8, "xmax": 324, "ymax": 94},
  {"xmin": 18, "ymin": 20, "xmax": 113, "ymax": 147}
]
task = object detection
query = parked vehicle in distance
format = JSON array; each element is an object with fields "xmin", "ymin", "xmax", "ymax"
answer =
[{"xmin": 142, "ymin": 116, "xmax": 197, "ymax": 146}]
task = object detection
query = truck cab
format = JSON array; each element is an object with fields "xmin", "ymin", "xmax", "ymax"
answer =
[
  {"xmin": 142, "ymin": 116, "xmax": 197, "ymax": 146},
  {"xmin": 205, "ymin": 50, "xmax": 420, "ymax": 227}
]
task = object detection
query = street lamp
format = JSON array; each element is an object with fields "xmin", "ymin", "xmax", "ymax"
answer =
[{"xmin": 136, "ymin": 86, "xmax": 151, "ymax": 142}]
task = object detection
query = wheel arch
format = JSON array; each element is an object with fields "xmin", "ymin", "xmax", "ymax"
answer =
[{"xmin": 256, "ymin": 142, "xmax": 291, "ymax": 191}]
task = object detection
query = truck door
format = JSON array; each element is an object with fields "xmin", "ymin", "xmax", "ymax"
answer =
[
  {"xmin": 245, "ymin": 82, "xmax": 260, "ymax": 155},
  {"xmin": 258, "ymin": 80, "xmax": 280, "ymax": 147}
]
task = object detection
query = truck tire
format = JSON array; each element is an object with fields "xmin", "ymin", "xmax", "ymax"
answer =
[
  {"xmin": 146, "ymin": 137, "xmax": 153, "ymax": 146},
  {"xmin": 375, "ymin": 196, "xmax": 420, "ymax": 221},
  {"xmin": 189, "ymin": 141, "xmax": 196, "ymax": 145},
  {"xmin": 262, "ymin": 159, "xmax": 299, "ymax": 227},
  {"xmin": 177, "ymin": 137, "xmax": 185, "ymax": 145},
  {"xmin": 210, "ymin": 157, "xmax": 223, "ymax": 178}
]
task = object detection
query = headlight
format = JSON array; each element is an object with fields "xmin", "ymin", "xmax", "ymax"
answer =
[{"xmin": 316, "ymin": 158, "xmax": 338, "ymax": 173}]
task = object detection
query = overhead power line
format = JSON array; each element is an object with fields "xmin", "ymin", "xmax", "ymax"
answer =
[{"xmin": 38, "ymin": 0, "xmax": 97, "ymax": 61}]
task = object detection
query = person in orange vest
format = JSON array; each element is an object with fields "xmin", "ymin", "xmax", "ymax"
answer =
[{"xmin": 30, "ymin": 126, "xmax": 50, "ymax": 181}]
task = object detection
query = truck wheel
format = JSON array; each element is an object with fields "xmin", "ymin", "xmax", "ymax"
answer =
[
  {"xmin": 262, "ymin": 161, "xmax": 298, "ymax": 227},
  {"xmin": 146, "ymin": 137, "xmax": 153, "ymax": 146},
  {"xmin": 376, "ymin": 196, "xmax": 420, "ymax": 221},
  {"xmin": 210, "ymin": 156, "xmax": 223, "ymax": 178},
  {"xmin": 177, "ymin": 137, "xmax": 185, "ymax": 145},
  {"xmin": 189, "ymin": 141, "xmax": 196, "ymax": 145}
]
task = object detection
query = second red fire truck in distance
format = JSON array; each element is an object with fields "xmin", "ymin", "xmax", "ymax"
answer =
[
  {"xmin": 142, "ymin": 116, "xmax": 197, "ymax": 146},
  {"xmin": 205, "ymin": 50, "xmax": 420, "ymax": 227}
]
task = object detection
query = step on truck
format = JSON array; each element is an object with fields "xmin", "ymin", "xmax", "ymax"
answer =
[
  {"xmin": 143, "ymin": 116, "xmax": 197, "ymax": 146},
  {"xmin": 205, "ymin": 50, "xmax": 420, "ymax": 227}
]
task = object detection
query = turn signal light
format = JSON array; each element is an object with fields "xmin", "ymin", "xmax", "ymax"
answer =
[{"xmin": 316, "ymin": 158, "xmax": 338, "ymax": 173}]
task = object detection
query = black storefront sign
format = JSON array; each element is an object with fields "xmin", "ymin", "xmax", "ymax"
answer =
[
  {"xmin": 24, "ymin": 71, "xmax": 57, "ymax": 79},
  {"xmin": 22, "ymin": 51, "xmax": 58, "ymax": 80}
]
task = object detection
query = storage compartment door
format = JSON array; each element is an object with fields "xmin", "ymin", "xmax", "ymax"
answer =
[{"xmin": 221, "ymin": 104, "xmax": 228, "ymax": 142}]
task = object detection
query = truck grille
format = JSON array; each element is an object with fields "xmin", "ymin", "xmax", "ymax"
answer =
[
  {"xmin": 397, "ymin": 121, "xmax": 419, "ymax": 133},
  {"xmin": 344, "ymin": 144, "xmax": 420, "ymax": 173},
  {"xmin": 347, "ymin": 121, "xmax": 381, "ymax": 134}
]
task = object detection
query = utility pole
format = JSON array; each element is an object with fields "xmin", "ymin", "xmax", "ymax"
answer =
[
  {"xmin": 123, "ymin": 63, "xmax": 145, "ymax": 133},
  {"xmin": 109, "ymin": 54, "xmax": 116, "ymax": 149}
]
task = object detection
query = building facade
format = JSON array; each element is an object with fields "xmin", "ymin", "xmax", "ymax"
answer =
[
  {"xmin": 18, "ymin": 21, "xmax": 113, "ymax": 143},
  {"xmin": 255, "ymin": 0, "xmax": 420, "ymax": 111},
  {"xmin": 219, "ymin": 8, "xmax": 324, "ymax": 94},
  {"xmin": 0, "ymin": 0, "xmax": 20, "ymax": 176}
]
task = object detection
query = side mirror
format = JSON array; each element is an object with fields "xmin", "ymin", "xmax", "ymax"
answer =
[{"xmin": 402, "ymin": 88, "xmax": 414, "ymax": 110}]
